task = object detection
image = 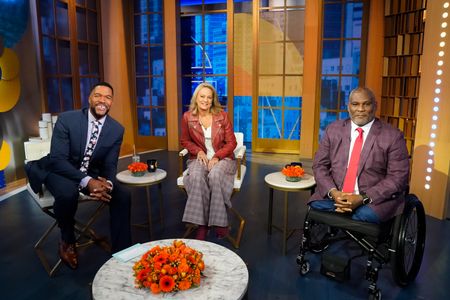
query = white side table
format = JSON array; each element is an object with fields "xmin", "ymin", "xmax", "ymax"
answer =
[
  {"xmin": 264, "ymin": 171, "xmax": 316, "ymax": 254},
  {"xmin": 92, "ymin": 239, "xmax": 249, "ymax": 300},
  {"xmin": 116, "ymin": 169, "xmax": 167, "ymax": 239}
]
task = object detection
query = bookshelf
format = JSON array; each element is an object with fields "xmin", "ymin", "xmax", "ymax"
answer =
[{"xmin": 381, "ymin": 0, "xmax": 427, "ymax": 155}]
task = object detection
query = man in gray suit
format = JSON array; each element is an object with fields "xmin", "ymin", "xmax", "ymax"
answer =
[{"xmin": 309, "ymin": 87, "xmax": 409, "ymax": 224}]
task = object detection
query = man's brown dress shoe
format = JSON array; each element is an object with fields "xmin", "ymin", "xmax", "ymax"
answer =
[{"xmin": 59, "ymin": 241, "xmax": 78, "ymax": 269}]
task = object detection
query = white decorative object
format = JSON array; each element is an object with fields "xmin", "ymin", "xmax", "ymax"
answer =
[
  {"xmin": 42, "ymin": 113, "xmax": 51, "ymax": 122},
  {"xmin": 39, "ymin": 127, "xmax": 48, "ymax": 140},
  {"xmin": 47, "ymin": 122, "xmax": 53, "ymax": 139}
]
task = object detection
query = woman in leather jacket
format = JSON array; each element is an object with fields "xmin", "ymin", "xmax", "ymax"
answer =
[{"xmin": 180, "ymin": 83, "xmax": 237, "ymax": 240}]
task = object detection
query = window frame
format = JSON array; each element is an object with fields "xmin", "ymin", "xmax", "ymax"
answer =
[
  {"xmin": 36, "ymin": 0, "xmax": 104, "ymax": 114},
  {"xmin": 317, "ymin": 0, "xmax": 369, "ymax": 139},
  {"xmin": 129, "ymin": 0, "xmax": 167, "ymax": 149}
]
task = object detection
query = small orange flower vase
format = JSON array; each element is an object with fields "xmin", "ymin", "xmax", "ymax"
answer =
[
  {"xmin": 131, "ymin": 171, "xmax": 146, "ymax": 177},
  {"xmin": 285, "ymin": 176, "xmax": 301, "ymax": 182}
]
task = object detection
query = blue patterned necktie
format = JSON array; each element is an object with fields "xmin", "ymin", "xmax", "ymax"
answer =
[{"xmin": 80, "ymin": 120, "xmax": 101, "ymax": 173}]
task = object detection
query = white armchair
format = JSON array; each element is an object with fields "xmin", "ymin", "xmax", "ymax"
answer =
[
  {"xmin": 24, "ymin": 140, "xmax": 109, "ymax": 276},
  {"xmin": 177, "ymin": 132, "xmax": 247, "ymax": 248}
]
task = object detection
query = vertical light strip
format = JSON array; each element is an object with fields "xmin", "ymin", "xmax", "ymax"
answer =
[{"xmin": 425, "ymin": 2, "xmax": 449, "ymax": 190}]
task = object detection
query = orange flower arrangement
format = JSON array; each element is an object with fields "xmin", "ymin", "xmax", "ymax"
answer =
[
  {"xmin": 281, "ymin": 165, "xmax": 305, "ymax": 178},
  {"xmin": 128, "ymin": 162, "xmax": 148, "ymax": 173},
  {"xmin": 133, "ymin": 240, "xmax": 205, "ymax": 294}
]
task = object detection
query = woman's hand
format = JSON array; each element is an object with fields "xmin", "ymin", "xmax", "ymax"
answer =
[
  {"xmin": 197, "ymin": 151, "xmax": 208, "ymax": 166},
  {"xmin": 208, "ymin": 157, "xmax": 219, "ymax": 171}
]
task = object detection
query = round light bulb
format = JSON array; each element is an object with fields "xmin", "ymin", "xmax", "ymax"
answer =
[
  {"xmin": 441, "ymin": 32, "xmax": 447, "ymax": 38},
  {"xmin": 443, "ymin": 22, "xmax": 448, "ymax": 28},
  {"xmin": 427, "ymin": 167, "xmax": 432, "ymax": 173},
  {"xmin": 425, "ymin": 184, "xmax": 430, "ymax": 190},
  {"xmin": 432, "ymin": 115, "xmax": 438, "ymax": 121},
  {"xmin": 440, "ymin": 41, "xmax": 446, "ymax": 47},
  {"xmin": 430, "ymin": 133, "xmax": 436, "ymax": 138},
  {"xmin": 433, "ymin": 106, "xmax": 439, "ymax": 112},
  {"xmin": 444, "ymin": 12, "xmax": 449, "ymax": 18},
  {"xmin": 438, "ymin": 60, "xmax": 444, "ymax": 66},
  {"xmin": 429, "ymin": 150, "xmax": 434, "ymax": 156},
  {"xmin": 444, "ymin": 2, "xmax": 449, "ymax": 8},
  {"xmin": 437, "ymin": 69, "xmax": 443, "ymax": 75},
  {"xmin": 430, "ymin": 141, "xmax": 436, "ymax": 147},
  {"xmin": 428, "ymin": 159, "xmax": 433, "ymax": 164},
  {"xmin": 438, "ymin": 51, "xmax": 445, "ymax": 57},
  {"xmin": 426, "ymin": 176, "xmax": 431, "ymax": 181},
  {"xmin": 435, "ymin": 88, "xmax": 441, "ymax": 94},
  {"xmin": 431, "ymin": 124, "xmax": 437, "ymax": 129},
  {"xmin": 436, "ymin": 79, "xmax": 442, "ymax": 84},
  {"xmin": 434, "ymin": 97, "xmax": 440, "ymax": 103}
]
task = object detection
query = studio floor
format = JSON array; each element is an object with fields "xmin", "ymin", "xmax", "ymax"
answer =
[{"xmin": 1, "ymin": 150, "xmax": 449, "ymax": 300}]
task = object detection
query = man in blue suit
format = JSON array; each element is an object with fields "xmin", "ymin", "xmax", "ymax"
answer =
[{"xmin": 44, "ymin": 82, "xmax": 131, "ymax": 269}]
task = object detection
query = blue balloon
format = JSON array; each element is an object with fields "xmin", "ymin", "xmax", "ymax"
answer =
[{"xmin": 0, "ymin": 0, "xmax": 29, "ymax": 48}]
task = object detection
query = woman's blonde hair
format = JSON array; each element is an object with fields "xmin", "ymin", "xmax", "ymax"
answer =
[{"xmin": 189, "ymin": 82, "xmax": 223, "ymax": 115}]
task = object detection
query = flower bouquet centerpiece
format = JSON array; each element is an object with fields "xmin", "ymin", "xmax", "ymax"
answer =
[
  {"xmin": 281, "ymin": 163, "xmax": 305, "ymax": 182},
  {"xmin": 128, "ymin": 162, "xmax": 148, "ymax": 177},
  {"xmin": 133, "ymin": 240, "xmax": 205, "ymax": 294}
]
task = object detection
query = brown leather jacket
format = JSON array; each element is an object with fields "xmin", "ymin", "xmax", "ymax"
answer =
[{"xmin": 180, "ymin": 111, "xmax": 237, "ymax": 160}]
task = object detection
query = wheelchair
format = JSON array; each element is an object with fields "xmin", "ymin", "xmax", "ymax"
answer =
[{"xmin": 296, "ymin": 194, "xmax": 426, "ymax": 300}]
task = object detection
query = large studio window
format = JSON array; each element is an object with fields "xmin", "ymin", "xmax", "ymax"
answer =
[
  {"xmin": 37, "ymin": 0, "xmax": 102, "ymax": 113},
  {"xmin": 318, "ymin": 0, "xmax": 368, "ymax": 138},
  {"xmin": 132, "ymin": 0, "xmax": 165, "ymax": 137}
]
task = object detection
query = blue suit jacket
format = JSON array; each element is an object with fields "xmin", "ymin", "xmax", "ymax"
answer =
[
  {"xmin": 309, "ymin": 118, "xmax": 410, "ymax": 221},
  {"xmin": 26, "ymin": 108, "xmax": 124, "ymax": 192}
]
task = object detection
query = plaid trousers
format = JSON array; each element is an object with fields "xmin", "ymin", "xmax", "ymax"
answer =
[{"xmin": 182, "ymin": 158, "xmax": 237, "ymax": 227}]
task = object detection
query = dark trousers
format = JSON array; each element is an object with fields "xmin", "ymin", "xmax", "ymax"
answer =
[
  {"xmin": 44, "ymin": 172, "xmax": 132, "ymax": 252},
  {"xmin": 309, "ymin": 199, "xmax": 381, "ymax": 224}
]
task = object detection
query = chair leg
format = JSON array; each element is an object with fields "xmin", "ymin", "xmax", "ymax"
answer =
[
  {"xmin": 183, "ymin": 223, "xmax": 198, "ymax": 238},
  {"xmin": 34, "ymin": 220, "xmax": 62, "ymax": 277},
  {"xmin": 34, "ymin": 202, "xmax": 110, "ymax": 276},
  {"xmin": 226, "ymin": 206, "xmax": 245, "ymax": 249},
  {"xmin": 74, "ymin": 203, "xmax": 110, "ymax": 252}
]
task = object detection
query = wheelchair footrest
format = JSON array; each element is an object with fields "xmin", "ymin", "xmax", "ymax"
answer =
[{"xmin": 320, "ymin": 253, "xmax": 351, "ymax": 282}]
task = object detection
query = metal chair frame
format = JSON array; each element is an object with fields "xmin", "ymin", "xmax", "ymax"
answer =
[{"xmin": 24, "ymin": 140, "xmax": 110, "ymax": 276}]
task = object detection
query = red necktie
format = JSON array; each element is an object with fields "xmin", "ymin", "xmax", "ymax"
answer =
[{"xmin": 342, "ymin": 127, "xmax": 364, "ymax": 193}]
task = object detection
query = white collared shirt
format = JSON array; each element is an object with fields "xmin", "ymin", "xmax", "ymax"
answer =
[{"xmin": 347, "ymin": 119, "xmax": 375, "ymax": 194}]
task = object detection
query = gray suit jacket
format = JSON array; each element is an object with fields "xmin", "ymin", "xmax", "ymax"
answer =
[{"xmin": 309, "ymin": 118, "xmax": 410, "ymax": 221}]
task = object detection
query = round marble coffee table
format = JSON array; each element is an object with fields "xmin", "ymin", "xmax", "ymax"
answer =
[
  {"xmin": 265, "ymin": 171, "xmax": 316, "ymax": 254},
  {"xmin": 116, "ymin": 169, "xmax": 167, "ymax": 239},
  {"xmin": 92, "ymin": 239, "xmax": 249, "ymax": 300}
]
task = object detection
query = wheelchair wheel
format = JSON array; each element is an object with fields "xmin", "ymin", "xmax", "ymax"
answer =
[
  {"xmin": 391, "ymin": 194, "xmax": 426, "ymax": 286},
  {"xmin": 368, "ymin": 289, "xmax": 381, "ymax": 300},
  {"xmin": 299, "ymin": 260, "xmax": 310, "ymax": 276}
]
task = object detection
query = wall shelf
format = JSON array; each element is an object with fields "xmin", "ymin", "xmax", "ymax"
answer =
[{"xmin": 381, "ymin": 0, "xmax": 427, "ymax": 154}]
